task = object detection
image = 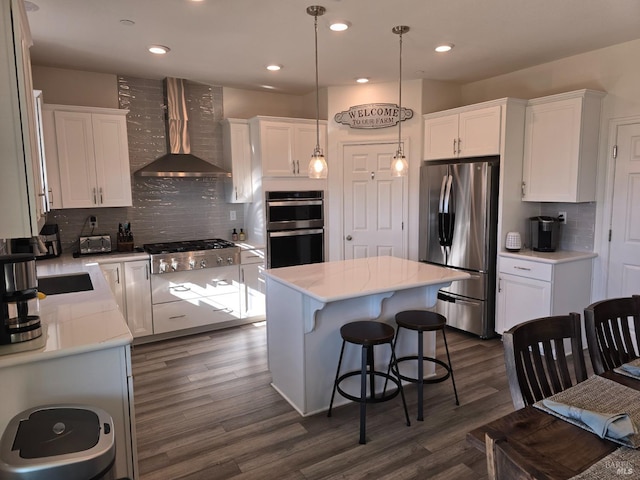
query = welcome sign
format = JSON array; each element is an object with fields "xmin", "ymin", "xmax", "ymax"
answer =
[{"xmin": 334, "ymin": 103, "xmax": 414, "ymax": 129}]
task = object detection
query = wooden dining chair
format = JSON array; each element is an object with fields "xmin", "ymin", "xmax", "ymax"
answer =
[
  {"xmin": 584, "ymin": 295, "xmax": 640, "ymax": 374},
  {"xmin": 502, "ymin": 312, "xmax": 587, "ymax": 410}
]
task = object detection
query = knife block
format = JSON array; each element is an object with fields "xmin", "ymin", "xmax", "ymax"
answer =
[{"xmin": 117, "ymin": 234, "xmax": 134, "ymax": 252}]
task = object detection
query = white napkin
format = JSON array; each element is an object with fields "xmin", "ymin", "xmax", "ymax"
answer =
[{"xmin": 542, "ymin": 398, "xmax": 637, "ymax": 439}]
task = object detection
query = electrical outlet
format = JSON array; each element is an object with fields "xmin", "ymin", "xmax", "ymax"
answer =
[
  {"xmin": 558, "ymin": 211, "xmax": 567, "ymax": 224},
  {"xmin": 89, "ymin": 215, "xmax": 98, "ymax": 228},
  {"xmin": 230, "ymin": 210, "xmax": 237, "ymax": 221}
]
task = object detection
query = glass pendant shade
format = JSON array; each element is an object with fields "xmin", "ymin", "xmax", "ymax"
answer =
[
  {"xmin": 392, "ymin": 151, "xmax": 408, "ymax": 177},
  {"xmin": 309, "ymin": 149, "xmax": 328, "ymax": 178}
]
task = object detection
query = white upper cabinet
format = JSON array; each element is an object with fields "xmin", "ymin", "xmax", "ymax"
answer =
[
  {"xmin": 0, "ymin": 0, "xmax": 45, "ymax": 238},
  {"xmin": 521, "ymin": 89, "xmax": 605, "ymax": 202},
  {"xmin": 44, "ymin": 105, "xmax": 132, "ymax": 209},
  {"xmin": 423, "ymin": 105, "xmax": 501, "ymax": 160},
  {"xmin": 250, "ymin": 116, "xmax": 327, "ymax": 177},
  {"xmin": 222, "ymin": 118, "xmax": 253, "ymax": 203}
]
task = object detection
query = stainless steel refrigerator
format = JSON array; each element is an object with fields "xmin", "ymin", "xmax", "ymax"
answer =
[{"xmin": 418, "ymin": 156, "xmax": 499, "ymax": 338}]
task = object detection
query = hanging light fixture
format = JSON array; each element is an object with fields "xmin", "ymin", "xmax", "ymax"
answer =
[
  {"xmin": 392, "ymin": 25, "xmax": 409, "ymax": 177},
  {"xmin": 307, "ymin": 5, "xmax": 328, "ymax": 179}
]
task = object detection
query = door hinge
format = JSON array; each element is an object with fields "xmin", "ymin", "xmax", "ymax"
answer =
[
  {"xmin": 613, "ymin": 145, "xmax": 617, "ymax": 159},
  {"xmin": 609, "ymin": 229, "xmax": 612, "ymax": 242}
]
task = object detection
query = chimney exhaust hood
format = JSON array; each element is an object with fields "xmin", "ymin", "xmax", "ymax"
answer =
[{"xmin": 134, "ymin": 77, "xmax": 231, "ymax": 178}]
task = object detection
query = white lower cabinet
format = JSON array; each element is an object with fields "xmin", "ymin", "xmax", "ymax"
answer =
[
  {"xmin": 240, "ymin": 249, "xmax": 265, "ymax": 319},
  {"xmin": 101, "ymin": 260, "xmax": 153, "ymax": 338},
  {"xmin": 496, "ymin": 254, "xmax": 593, "ymax": 336}
]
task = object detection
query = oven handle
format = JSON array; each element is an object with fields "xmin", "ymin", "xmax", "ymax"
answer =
[
  {"xmin": 267, "ymin": 200, "xmax": 323, "ymax": 207},
  {"xmin": 268, "ymin": 228, "xmax": 324, "ymax": 238},
  {"xmin": 169, "ymin": 285, "xmax": 192, "ymax": 292}
]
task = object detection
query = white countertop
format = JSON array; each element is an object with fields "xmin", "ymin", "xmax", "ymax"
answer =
[
  {"xmin": 263, "ymin": 256, "xmax": 470, "ymax": 303},
  {"xmin": 499, "ymin": 249, "xmax": 597, "ymax": 264},
  {"xmin": 0, "ymin": 254, "xmax": 135, "ymax": 368}
]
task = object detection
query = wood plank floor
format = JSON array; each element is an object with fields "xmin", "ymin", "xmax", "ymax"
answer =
[{"xmin": 131, "ymin": 323, "xmax": 514, "ymax": 479}]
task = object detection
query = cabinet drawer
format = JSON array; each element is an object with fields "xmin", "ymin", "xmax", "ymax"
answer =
[
  {"xmin": 499, "ymin": 257, "xmax": 552, "ymax": 281},
  {"xmin": 241, "ymin": 249, "xmax": 265, "ymax": 265},
  {"xmin": 153, "ymin": 295, "xmax": 240, "ymax": 334}
]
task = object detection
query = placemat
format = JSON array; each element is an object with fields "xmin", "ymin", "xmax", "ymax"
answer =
[
  {"xmin": 534, "ymin": 375, "xmax": 640, "ymax": 448},
  {"xmin": 569, "ymin": 447, "xmax": 640, "ymax": 479},
  {"xmin": 614, "ymin": 358, "xmax": 640, "ymax": 380}
]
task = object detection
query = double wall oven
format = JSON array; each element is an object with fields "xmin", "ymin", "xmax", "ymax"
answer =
[{"xmin": 265, "ymin": 190, "xmax": 325, "ymax": 268}]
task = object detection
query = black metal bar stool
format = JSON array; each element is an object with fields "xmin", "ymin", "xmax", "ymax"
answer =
[
  {"xmin": 328, "ymin": 320, "xmax": 411, "ymax": 444},
  {"xmin": 391, "ymin": 310, "xmax": 459, "ymax": 421}
]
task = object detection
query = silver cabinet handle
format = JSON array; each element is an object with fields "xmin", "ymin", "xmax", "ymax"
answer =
[
  {"xmin": 457, "ymin": 138, "xmax": 462, "ymax": 154},
  {"xmin": 514, "ymin": 266, "xmax": 531, "ymax": 271},
  {"xmin": 116, "ymin": 267, "xmax": 120, "ymax": 284},
  {"xmin": 296, "ymin": 160, "xmax": 300, "ymax": 175},
  {"xmin": 93, "ymin": 187, "xmax": 97, "ymax": 204},
  {"xmin": 292, "ymin": 161, "xmax": 296, "ymax": 175},
  {"xmin": 99, "ymin": 187, "xmax": 103, "ymax": 204},
  {"xmin": 169, "ymin": 314, "xmax": 186, "ymax": 320},
  {"xmin": 346, "ymin": 235, "xmax": 352, "ymax": 241},
  {"xmin": 453, "ymin": 139, "xmax": 457, "ymax": 155}
]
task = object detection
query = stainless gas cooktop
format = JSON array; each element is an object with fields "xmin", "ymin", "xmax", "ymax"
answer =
[{"xmin": 143, "ymin": 239, "xmax": 239, "ymax": 274}]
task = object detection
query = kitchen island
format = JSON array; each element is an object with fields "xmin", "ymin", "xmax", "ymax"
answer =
[
  {"xmin": 0, "ymin": 257, "xmax": 138, "ymax": 480},
  {"xmin": 263, "ymin": 256, "xmax": 469, "ymax": 416}
]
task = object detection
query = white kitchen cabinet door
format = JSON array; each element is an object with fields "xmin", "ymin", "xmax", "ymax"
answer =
[
  {"xmin": 51, "ymin": 106, "xmax": 132, "ymax": 208},
  {"xmin": 240, "ymin": 249, "xmax": 265, "ymax": 319},
  {"xmin": 0, "ymin": 0, "xmax": 44, "ymax": 238},
  {"xmin": 423, "ymin": 106, "xmax": 501, "ymax": 160},
  {"xmin": 101, "ymin": 260, "xmax": 153, "ymax": 338},
  {"xmin": 253, "ymin": 117, "xmax": 327, "ymax": 177},
  {"xmin": 522, "ymin": 90, "xmax": 604, "ymax": 202},
  {"xmin": 100, "ymin": 262, "xmax": 125, "ymax": 315},
  {"xmin": 261, "ymin": 121, "xmax": 296, "ymax": 176},
  {"xmin": 458, "ymin": 106, "xmax": 501, "ymax": 157},
  {"xmin": 91, "ymin": 113, "xmax": 132, "ymax": 207},
  {"xmin": 222, "ymin": 119, "xmax": 253, "ymax": 203},
  {"xmin": 496, "ymin": 273, "xmax": 551, "ymax": 334},
  {"xmin": 423, "ymin": 114, "xmax": 459, "ymax": 160},
  {"xmin": 124, "ymin": 260, "xmax": 153, "ymax": 337}
]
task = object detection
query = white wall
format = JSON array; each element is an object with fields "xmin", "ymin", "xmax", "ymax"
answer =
[
  {"xmin": 326, "ymin": 79, "xmax": 423, "ymax": 261},
  {"xmin": 461, "ymin": 38, "xmax": 640, "ymax": 300},
  {"xmin": 32, "ymin": 66, "xmax": 119, "ymax": 108},
  {"xmin": 222, "ymin": 86, "xmax": 324, "ymax": 119}
]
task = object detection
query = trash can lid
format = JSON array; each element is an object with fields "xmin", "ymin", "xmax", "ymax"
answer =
[
  {"xmin": 0, "ymin": 404, "xmax": 115, "ymax": 480},
  {"xmin": 14, "ymin": 408, "xmax": 100, "ymax": 458}
]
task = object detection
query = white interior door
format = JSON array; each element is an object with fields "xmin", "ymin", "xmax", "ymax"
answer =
[
  {"xmin": 343, "ymin": 142, "xmax": 405, "ymax": 259},
  {"xmin": 608, "ymin": 123, "xmax": 640, "ymax": 297}
]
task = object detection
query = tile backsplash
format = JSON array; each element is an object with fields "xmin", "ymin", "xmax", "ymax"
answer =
[
  {"xmin": 47, "ymin": 76, "xmax": 245, "ymax": 253},
  {"xmin": 539, "ymin": 202, "xmax": 596, "ymax": 252}
]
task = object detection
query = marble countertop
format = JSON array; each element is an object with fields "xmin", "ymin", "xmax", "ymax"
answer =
[
  {"xmin": 0, "ymin": 255, "xmax": 134, "ymax": 368},
  {"xmin": 499, "ymin": 249, "xmax": 597, "ymax": 264},
  {"xmin": 263, "ymin": 256, "xmax": 470, "ymax": 303}
]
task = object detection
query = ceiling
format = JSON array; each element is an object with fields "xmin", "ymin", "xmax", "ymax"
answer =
[{"xmin": 25, "ymin": 0, "xmax": 640, "ymax": 95}]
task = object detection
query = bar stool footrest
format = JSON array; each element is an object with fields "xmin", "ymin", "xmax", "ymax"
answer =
[
  {"xmin": 336, "ymin": 370, "xmax": 402, "ymax": 404},
  {"xmin": 396, "ymin": 355, "xmax": 452, "ymax": 384}
]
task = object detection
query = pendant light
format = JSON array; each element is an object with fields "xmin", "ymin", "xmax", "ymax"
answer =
[
  {"xmin": 392, "ymin": 25, "xmax": 409, "ymax": 177},
  {"xmin": 307, "ymin": 5, "xmax": 328, "ymax": 179}
]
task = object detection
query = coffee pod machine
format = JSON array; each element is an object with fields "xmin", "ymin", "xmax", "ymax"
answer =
[
  {"xmin": 1, "ymin": 254, "xmax": 42, "ymax": 345},
  {"xmin": 529, "ymin": 216, "xmax": 561, "ymax": 252}
]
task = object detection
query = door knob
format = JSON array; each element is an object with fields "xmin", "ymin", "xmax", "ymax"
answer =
[{"xmin": 346, "ymin": 235, "xmax": 352, "ymax": 241}]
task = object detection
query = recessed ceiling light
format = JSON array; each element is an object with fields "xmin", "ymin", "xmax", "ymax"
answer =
[
  {"xmin": 266, "ymin": 64, "xmax": 282, "ymax": 71},
  {"xmin": 119, "ymin": 19, "xmax": 135, "ymax": 26},
  {"xmin": 435, "ymin": 43, "xmax": 454, "ymax": 53},
  {"xmin": 148, "ymin": 45, "xmax": 170, "ymax": 55},
  {"xmin": 330, "ymin": 21, "xmax": 351, "ymax": 32},
  {"xmin": 261, "ymin": 85, "xmax": 276, "ymax": 90},
  {"xmin": 356, "ymin": 78, "xmax": 369, "ymax": 84}
]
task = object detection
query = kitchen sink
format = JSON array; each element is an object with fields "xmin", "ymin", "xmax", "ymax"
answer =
[{"xmin": 37, "ymin": 272, "xmax": 94, "ymax": 295}]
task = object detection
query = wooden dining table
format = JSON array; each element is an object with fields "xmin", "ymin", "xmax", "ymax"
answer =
[{"xmin": 467, "ymin": 370, "xmax": 640, "ymax": 479}]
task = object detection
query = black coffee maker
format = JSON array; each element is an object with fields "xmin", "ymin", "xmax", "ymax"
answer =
[
  {"xmin": 0, "ymin": 254, "xmax": 42, "ymax": 345},
  {"xmin": 529, "ymin": 216, "xmax": 561, "ymax": 252}
]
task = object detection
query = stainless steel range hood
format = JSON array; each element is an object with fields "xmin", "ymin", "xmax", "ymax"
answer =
[{"xmin": 135, "ymin": 77, "xmax": 231, "ymax": 178}]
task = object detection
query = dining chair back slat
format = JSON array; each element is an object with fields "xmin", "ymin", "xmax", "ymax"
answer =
[
  {"xmin": 584, "ymin": 295, "xmax": 640, "ymax": 374},
  {"xmin": 503, "ymin": 312, "xmax": 587, "ymax": 410}
]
